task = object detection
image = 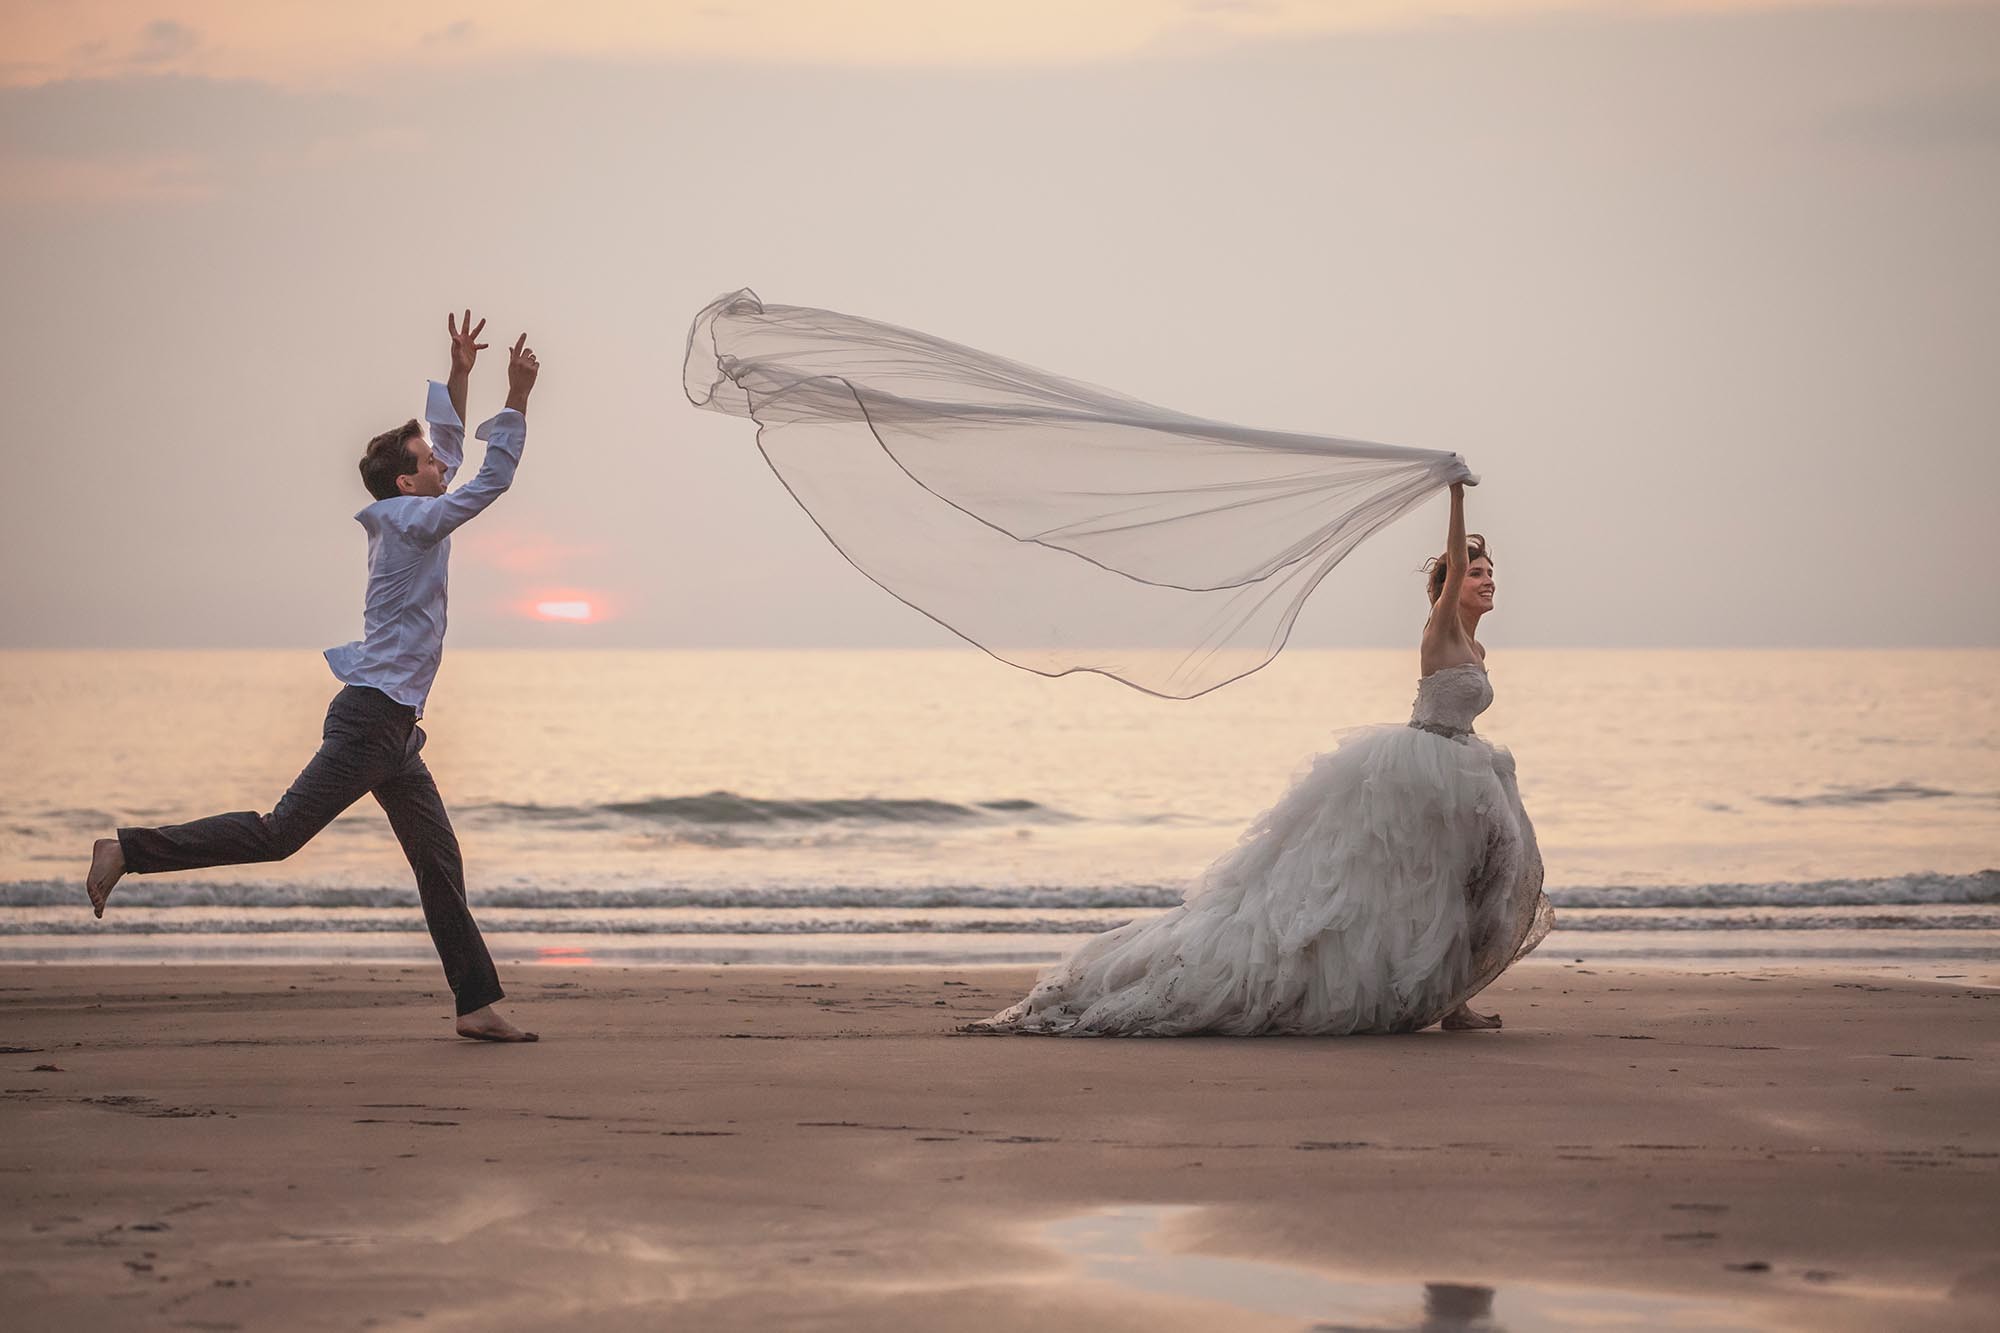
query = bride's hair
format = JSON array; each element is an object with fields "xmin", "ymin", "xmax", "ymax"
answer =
[{"xmin": 1424, "ymin": 535, "xmax": 1492, "ymax": 604}]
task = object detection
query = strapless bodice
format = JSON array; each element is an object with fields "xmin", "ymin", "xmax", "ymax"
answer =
[{"xmin": 1409, "ymin": 662, "xmax": 1491, "ymax": 737}]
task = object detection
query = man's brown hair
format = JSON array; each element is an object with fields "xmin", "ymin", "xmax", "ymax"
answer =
[{"xmin": 359, "ymin": 420, "xmax": 424, "ymax": 501}]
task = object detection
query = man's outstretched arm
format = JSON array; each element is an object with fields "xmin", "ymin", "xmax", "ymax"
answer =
[
  {"xmin": 402, "ymin": 332, "xmax": 540, "ymax": 548},
  {"xmin": 422, "ymin": 310, "xmax": 487, "ymax": 485},
  {"xmin": 446, "ymin": 309, "xmax": 486, "ymax": 424}
]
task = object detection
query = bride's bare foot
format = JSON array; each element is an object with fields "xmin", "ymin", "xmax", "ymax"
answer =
[
  {"xmin": 86, "ymin": 838, "xmax": 125, "ymax": 918},
  {"xmin": 1441, "ymin": 1003, "xmax": 1502, "ymax": 1031},
  {"xmin": 455, "ymin": 1005, "xmax": 538, "ymax": 1043}
]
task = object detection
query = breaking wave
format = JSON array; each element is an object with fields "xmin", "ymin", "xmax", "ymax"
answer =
[
  {"xmin": 0, "ymin": 870, "xmax": 1990, "ymax": 913},
  {"xmin": 465, "ymin": 792, "xmax": 1072, "ymax": 826}
]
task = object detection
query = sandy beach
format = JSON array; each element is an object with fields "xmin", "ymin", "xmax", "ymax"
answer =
[{"xmin": 2, "ymin": 961, "xmax": 1995, "ymax": 1331}]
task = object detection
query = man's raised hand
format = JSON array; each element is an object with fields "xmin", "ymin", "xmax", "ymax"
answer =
[
  {"xmin": 505, "ymin": 333, "xmax": 539, "ymax": 414},
  {"xmin": 448, "ymin": 310, "xmax": 489, "ymax": 374}
]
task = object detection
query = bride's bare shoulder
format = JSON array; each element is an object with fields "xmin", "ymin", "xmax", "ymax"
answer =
[{"xmin": 1419, "ymin": 625, "xmax": 1480, "ymax": 678}]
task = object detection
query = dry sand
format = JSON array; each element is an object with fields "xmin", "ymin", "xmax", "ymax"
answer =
[{"xmin": 2, "ymin": 961, "xmax": 1996, "ymax": 1331}]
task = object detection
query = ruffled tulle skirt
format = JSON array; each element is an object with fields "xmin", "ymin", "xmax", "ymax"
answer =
[{"xmin": 967, "ymin": 724, "xmax": 1551, "ymax": 1036}]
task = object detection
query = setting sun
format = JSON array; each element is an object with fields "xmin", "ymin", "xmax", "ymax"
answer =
[
  {"xmin": 517, "ymin": 588, "xmax": 615, "ymax": 624},
  {"xmin": 532, "ymin": 600, "xmax": 594, "ymax": 622}
]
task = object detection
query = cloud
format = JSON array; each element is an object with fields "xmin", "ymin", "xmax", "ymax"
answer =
[
  {"xmin": 59, "ymin": 18, "xmax": 201, "ymax": 79},
  {"xmin": 132, "ymin": 19, "xmax": 201, "ymax": 66},
  {"xmin": 421, "ymin": 19, "xmax": 477, "ymax": 48},
  {"xmin": 0, "ymin": 152, "xmax": 211, "ymax": 207},
  {"xmin": 0, "ymin": 74, "xmax": 399, "ymax": 210},
  {"xmin": 1826, "ymin": 80, "xmax": 2000, "ymax": 150},
  {"xmin": 1, "ymin": 0, "xmax": 1948, "ymax": 89},
  {"xmin": 0, "ymin": 75, "xmax": 323, "ymax": 157}
]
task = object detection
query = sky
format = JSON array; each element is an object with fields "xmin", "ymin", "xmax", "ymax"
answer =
[{"xmin": 2, "ymin": 0, "xmax": 1995, "ymax": 650}]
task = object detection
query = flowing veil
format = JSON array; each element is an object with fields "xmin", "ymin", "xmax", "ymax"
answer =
[{"xmin": 684, "ymin": 289, "xmax": 1474, "ymax": 698}]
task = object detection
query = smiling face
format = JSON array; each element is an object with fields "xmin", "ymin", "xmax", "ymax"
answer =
[
  {"xmin": 397, "ymin": 435, "xmax": 448, "ymax": 498},
  {"xmin": 1426, "ymin": 535, "xmax": 1495, "ymax": 612},
  {"xmin": 1458, "ymin": 555, "xmax": 1496, "ymax": 617}
]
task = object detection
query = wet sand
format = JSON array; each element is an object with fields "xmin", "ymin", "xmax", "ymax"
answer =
[{"xmin": 1, "ymin": 962, "xmax": 1996, "ymax": 1331}]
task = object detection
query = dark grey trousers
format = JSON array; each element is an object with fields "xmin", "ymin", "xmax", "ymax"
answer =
[{"xmin": 117, "ymin": 684, "xmax": 503, "ymax": 1016}]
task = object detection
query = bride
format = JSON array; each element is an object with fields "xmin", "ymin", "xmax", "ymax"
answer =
[
  {"xmin": 679, "ymin": 288, "xmax": 1550, "ymax": 1033},
  {"xmin": 967, "ymin": 481, "xmax": 1551, "ymax": 1036}
]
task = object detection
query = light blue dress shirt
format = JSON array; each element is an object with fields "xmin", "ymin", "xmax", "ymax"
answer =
[{"xmin": 324, "ymin": 382, "xmax": 526, "ymax": 717}]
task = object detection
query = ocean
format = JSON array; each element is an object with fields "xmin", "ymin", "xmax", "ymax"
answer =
[{"xmin": 3, "ymin": 649, "xmax": 1994, "ymax": 967}]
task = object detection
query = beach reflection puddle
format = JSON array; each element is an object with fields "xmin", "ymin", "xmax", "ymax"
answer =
[
  {"xmin": 1043, "ymin": 1206, "xmax": 1768, "ymax": 1330},
  {"xmin": 530, "ymin": 945, "xmax": 599, "ymax": 965}
]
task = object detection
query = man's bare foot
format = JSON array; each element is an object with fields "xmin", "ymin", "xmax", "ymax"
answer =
[
  {"xmin": 86, "ymin": 838, "xmax": 125, "ymax": 918},
  {"xmin": 1441, "ymin": 1003, "xmax": 1502, "ymax": 1031},
  {"xmin": 455, "ymin": 1005, "xmax": 538, "ymax": 1042}
]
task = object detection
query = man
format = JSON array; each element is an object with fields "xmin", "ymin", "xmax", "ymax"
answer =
[{"xmin": 85, "ymin": 312, "xmax": 540, "ymax": 1042}]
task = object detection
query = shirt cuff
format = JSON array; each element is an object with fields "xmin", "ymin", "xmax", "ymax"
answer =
[
  {"xmin": 424, "ymin": 380, "xmax": 464, "ymax": 430},
  {"xmin": 474, "ymin": 409, "xmax": 526, "ymax": 446}
]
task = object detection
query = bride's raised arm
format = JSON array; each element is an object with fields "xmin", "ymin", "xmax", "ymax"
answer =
[{"xmin": 1422, "ymin": 483, "xmax": 1473, "ymax": 665}]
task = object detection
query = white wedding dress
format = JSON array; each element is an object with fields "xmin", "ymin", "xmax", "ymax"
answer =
[{"xmin": 968, "ymin": 663, "xmax": 1552, "ymax": 1036}]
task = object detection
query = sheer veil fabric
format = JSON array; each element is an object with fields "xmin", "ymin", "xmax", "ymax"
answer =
[{"xmin": 684, "ymin": 289, "xmax": 1475, "ymax": 698}]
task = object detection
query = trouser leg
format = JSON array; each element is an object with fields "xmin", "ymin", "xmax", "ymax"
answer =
[
  {"xmin": 117, "ymin": 687, "xmax": 405, "ymax": 874},
  {"xmin": 373, "ymin": 726, "xmax": 503, "ymax": 1017}
]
